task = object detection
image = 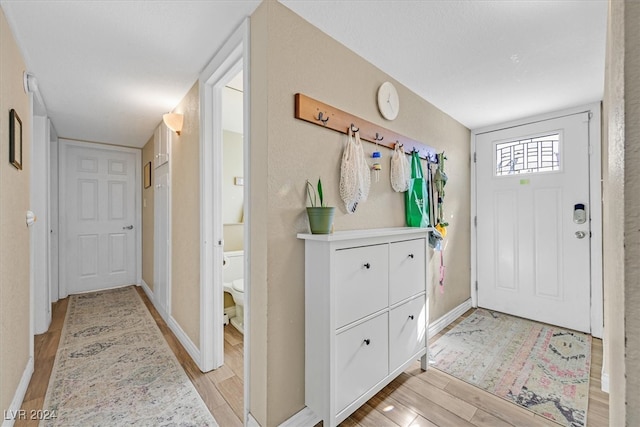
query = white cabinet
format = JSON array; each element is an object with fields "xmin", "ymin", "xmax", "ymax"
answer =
[
  {"xmin": 153, "ymin": 122, "xmax": 170, "ymax": 168},
  {"xmin": 298, "ymin": 227, "xmax": 431, "ymax": 426}
]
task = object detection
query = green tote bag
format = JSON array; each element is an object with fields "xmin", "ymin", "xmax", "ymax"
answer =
[{"xmin": 405, "ymin": 151, "xmax": 430, "ymax": 228}]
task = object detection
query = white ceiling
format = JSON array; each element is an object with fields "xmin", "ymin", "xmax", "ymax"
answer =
[{"xmin": 0, "ymin": 0, "xmax": 607, "ymax": 148}]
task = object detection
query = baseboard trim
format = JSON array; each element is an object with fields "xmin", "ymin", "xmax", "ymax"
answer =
[
  {"xmin": 278, "ymin": 407, "xmax": 321, "ymax": 427},
  {"xmin": 138, "ymin": 280, "xmax": 154, "ymax": 304},
  {"xmin": 247, "ymin": 413, "xmax": 261, "ymax": 427},
  {"xmin": 601, "ymin": 371, "xmax": 610, "ymax": 393},
  {"xmin": 2, "ymin": 357, "xmax": 34, "ymax": 427},
  {"xmin": 428, "ymin": 298, "xmax": 473, "ymax": 339},
  {"xmin": 167, "ymin": 315, "xmax": 202, "ymax": 368},
  {"xmin": 138, "ymin": 281, "xmax": 201, "ymax": 368}
]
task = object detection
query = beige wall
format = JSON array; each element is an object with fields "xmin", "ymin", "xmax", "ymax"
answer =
[
  {"xmin": 223, "ymin": 129, "xmax": 244, "ymax": 254},
  {"xmin": 142, "ymin": 136, "xmax": 154, "ymax": 290},
  {"xmin": 249, "ymin": 2, "xmax": 470, "ymax": 425},
  {"xmin": 223, "ymin": 130, "xmax": 244, "ymax": 225},
  {"xmin": 170, "ymin": 82, "xmax": 201, "ymax": 347},
  {"xmin": 0, "ymin": 6, "xmax": 32, "ymax": 413},
  {"xmin": 624, "ymin": 0, "xmax": 640, "ymax": 423}
]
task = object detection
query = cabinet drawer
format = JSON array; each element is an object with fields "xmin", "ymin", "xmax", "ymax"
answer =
[
  {"xmin": 389, "ymin": 296, "xmax": 426, "ymax": 372},
  {"xmin": 334, "ymin": 244, "xmax": 388, "ymax": 328},
  {"xmin": 336, "ymin": 313, "xmax": 388, "ymax": 413},
  {"xmin": 389, "ymin": 239, "xmax": 426, "ymax": 305}
]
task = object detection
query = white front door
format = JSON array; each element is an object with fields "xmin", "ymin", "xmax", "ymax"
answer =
[
  {"xmin": 62, "ymin": 142, "xmax": 137, "ymax": 294},
  {"xmin": 476, "ymin": 113, "xmax": 591, "ymax": 332}
]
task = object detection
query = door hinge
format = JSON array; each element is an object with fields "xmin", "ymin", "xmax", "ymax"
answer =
[
  {"xmin": 473, "ymin": 152, "xmax": 477, "ymax": 163},
  {"xmin": 475, "ymin": 281, "xmax": 478, "ymax": 291},
  {"xmin": 474, "ymin": 216, "xmax": 477, "ymax": 227}
]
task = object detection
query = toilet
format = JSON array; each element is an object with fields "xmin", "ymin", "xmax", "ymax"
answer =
[{"xmin": 223, "ymin": 250, "xmax": 244, "ymax": 334}]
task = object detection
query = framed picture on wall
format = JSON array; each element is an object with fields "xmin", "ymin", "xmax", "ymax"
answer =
[
  {"xmin": 9, "ymin": 109, "xmax": 22, "ymax": 170},
  {"xmin": 144, "ymin": 161, "xmax": 151, "ymax": 188}
]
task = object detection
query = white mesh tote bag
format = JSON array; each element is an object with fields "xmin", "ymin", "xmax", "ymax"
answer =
[
  {"xmin": 339, "ymin": 128, "xmax": 370, "ymax": 213},
  {"xmin": 390, "ymin": 143, "xmax": 410, "ymax": 192}
]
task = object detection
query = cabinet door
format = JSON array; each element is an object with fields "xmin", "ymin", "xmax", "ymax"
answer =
[
  {"xmin": 389, "ymin": 238, "xmax": 426, "ymax": 305},
  {"xmin": 154, "ymin": 123, "xmax": 170, "ymax": 168},
  {"xmin": 389, "ymin": 296, "xmax": 426, "ymax": 372},
  {"xmin": 153, "ymin": 126, "xmax": 161, "ymax": 168},
  {"xmin": 335, "ymin": 313, "xmax": 388, "ymax": 413},
  {"xmin": 334, "ymin": 244, "xmax": 388, "ymax": 328}
]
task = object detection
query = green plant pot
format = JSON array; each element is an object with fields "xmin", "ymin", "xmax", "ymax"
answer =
[{"xmin": 306, "ymin": 207, "xmax": 335, "ymax": 234}]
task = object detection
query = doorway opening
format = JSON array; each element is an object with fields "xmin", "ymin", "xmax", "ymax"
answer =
[
  {"xmin": 199, "ymin": 19, "xmax": 250, "ymax": 424},
  {"xmin": 471, "ymin": 104, "xmax": 602, "ymax": 337}
]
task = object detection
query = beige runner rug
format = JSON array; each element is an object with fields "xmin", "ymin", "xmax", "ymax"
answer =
[{"xmin": 41, "ymin": 286, "xmax": 217, "ymax": 426}]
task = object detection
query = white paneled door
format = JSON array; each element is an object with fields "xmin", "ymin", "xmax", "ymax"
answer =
[
  {"xmin": 476, "ymin": 113, "xmax": 591, "ymax": 333},
  {"xmin": 62, "ymin": 142, "xmax": 137, "ymax": 294}
]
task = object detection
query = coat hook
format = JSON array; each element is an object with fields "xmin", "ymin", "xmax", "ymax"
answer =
[
  {"xmin": 350, "ymin": 123, "xmax": 359, "ymax": 133},
  {"xmin": 316, "ymin": 111, "xmax": 329, "ymax": 126},
  {"xmin": 374, "ymin": 133, "xmax": 384, "ymax": 142}
]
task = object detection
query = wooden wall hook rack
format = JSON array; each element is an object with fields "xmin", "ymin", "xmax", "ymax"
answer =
[{"xmin": 294, "ymin": 93, "xmax": 436, "ymax": 161}]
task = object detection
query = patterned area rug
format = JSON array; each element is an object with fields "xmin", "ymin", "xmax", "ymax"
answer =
[
  {"xmin": 41, "ymin": 286, "xmax": 218, "ymax": 426},
  {"xmin": 429, "ymin": 309, "xmax": 591, "ymax": 427}
]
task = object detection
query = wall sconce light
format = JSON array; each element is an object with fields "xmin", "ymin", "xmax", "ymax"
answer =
[{"xmin": 163, "ymin": 113, "xmax": 184, "ymax": 136}]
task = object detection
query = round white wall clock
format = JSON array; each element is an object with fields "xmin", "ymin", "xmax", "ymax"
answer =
[{"xmin": 377, "ymin": 81, "xmax": 399, "ymax": 120}]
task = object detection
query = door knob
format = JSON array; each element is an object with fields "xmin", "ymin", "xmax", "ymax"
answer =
[
  {"xmin": 575, "ymin": 231, "xmax": 586, "ymax": 239},
  {"xmin": 123, "ymin": 225, "xmax": 134, "ymax": 230}
]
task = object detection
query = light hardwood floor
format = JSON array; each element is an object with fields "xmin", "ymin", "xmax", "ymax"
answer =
[
  {"xmin": 340, "ymin": 309, "xmax": 609, "ymax": 427},
  {"xmin": 17, "ymin": 289, "xmax": 608, "ymax": 427}
]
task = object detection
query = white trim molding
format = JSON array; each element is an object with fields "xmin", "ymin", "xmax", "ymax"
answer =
[
  {"xmin": 2, "ymin": 357, "xmax": 34, "ymax": 427},
  {"xmin": 277, "ymin": 407, "xmax": 321, "ymax": 427},
  {"xmin": 428, "ymin": 298, "xmax": 473, "ymax": 339},
  {"xmin": 199, "ymin": 19, "xmax": 248, "ymax": 374},
  {"xmin": 137, "ymin": 281, "xmax": 199, "ymax": 365},
  {"xmin": 601, "ymin": 371, "xmax": 610, "ymax": 393},
  {"xmin": 247, "ymin": 413, "xmax": 261, "ymax": 427},
  {"xmin": 167, "ymin": 315, "xmax": 201, "ymax": 368}
]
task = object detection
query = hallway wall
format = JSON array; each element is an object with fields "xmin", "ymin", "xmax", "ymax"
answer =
[
  {"xmin": 170, "ymin": 82, "xmax": 201, "ymax": 348},
  {"xmin": 249, "ymin": 2, "xmax": 470, "ymax": 424},
  {"xmin": 0, "ymin": 6, "xmax": 32, "ymax": 414}
]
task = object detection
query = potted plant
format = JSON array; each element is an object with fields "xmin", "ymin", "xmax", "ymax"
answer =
[{"xmin": 306, "ymin": 178, "xmax": 335, "ymax": 234}]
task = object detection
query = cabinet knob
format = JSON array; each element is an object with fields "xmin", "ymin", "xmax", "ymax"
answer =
[
  {"xmin": 408, "ymin": 315, "xmax": 414, "ymax": 320},
  {"xmin": 408, "ymin": 254, "xmax": 414, "ymax": 259},
  {"xmin": 363, "ymin": 263, "xmax": 371, "ymax": 269},
  {"xmin": 363, "ymin": 339, "xmax": 371, "ymax": 345}
]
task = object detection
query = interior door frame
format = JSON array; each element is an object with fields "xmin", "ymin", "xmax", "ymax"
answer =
[
  {"xmin": 470, "ymin": 103, "xmax": 602, "ymax": 338},
  {"xmin": 199, "ymin": 19, "xmax": 251, "ymax": 422},
  {"xmin": 58, "ymin": 139, "xmax": 142, "ymax": 298}
]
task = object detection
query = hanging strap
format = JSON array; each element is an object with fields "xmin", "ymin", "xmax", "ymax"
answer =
[{"xmin": 411, "ymin": 151, "xmax": 424, "ymax": 179}]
